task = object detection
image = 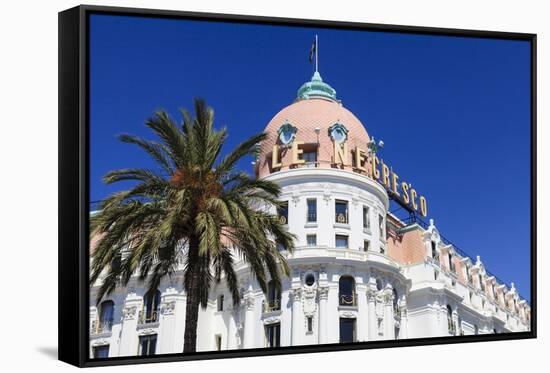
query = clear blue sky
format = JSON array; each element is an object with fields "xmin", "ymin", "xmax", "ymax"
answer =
[{"xmin": 89, "ymin": 14, "xmax": 532, "ymax": 301}]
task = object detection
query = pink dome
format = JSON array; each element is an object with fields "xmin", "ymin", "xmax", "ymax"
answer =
[{"xmin": 257, "ymin": 97, "xmax": 370, "ymax": 178}]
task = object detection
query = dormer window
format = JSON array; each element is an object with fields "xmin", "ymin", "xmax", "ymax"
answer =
[
  {"xmin": 431, "ymin": 241, "xmax": 439, "ymax": 260},
  {"xmin": 448, "ymin": 252, "xmax": 455, "ymax": 272}
]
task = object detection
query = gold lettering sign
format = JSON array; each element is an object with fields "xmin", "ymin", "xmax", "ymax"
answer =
[
  {"xmin": 354, "ymin": 146, "xmax": 366, "ymax": 171},
  {"xmin": 270, "ymin": 138, "xmax": 429, "ymax": 218},
  {"xmin": 372, "ymin": 154, "xmax": 380, "ymax": 179},
  {"xmin": 410, "ymin": 188, "xmax": 418, "ymax": 211},
  {"xmin": 334, "ymin": 141, "xmax": 348, "ymax": 165},
  {"xmin": 381, "ymin": 162, "xmax": 391, "ymax": 189},
  {"xmin": 392, "ymin": 171, "xmax": 400, "ymax": 197},
  {"xmin": 272, "ymin": 145, "xmax": 281, "ymax": 169},
  {"xmin": 420, "ymin": 196, "xmax": 428, "ymax": 217},
  {"xmin": 401, "ymin": 182, "xmax": 410, "ymax": 204},
  {"xmin": 292, "ymin": 141, "xmax": 305, "ymax": 165}
]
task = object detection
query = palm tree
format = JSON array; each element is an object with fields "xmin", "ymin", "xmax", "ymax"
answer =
[{"xmin": 90, "ymin": 98, "xmax": 295, "ymax": 353}]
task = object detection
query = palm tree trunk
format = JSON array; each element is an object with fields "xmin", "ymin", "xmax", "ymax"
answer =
[{"xmin": 183, "ymin": 234, "xmax": 201, "ymax": 353}]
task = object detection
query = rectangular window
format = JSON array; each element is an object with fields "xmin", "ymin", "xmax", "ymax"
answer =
[
  {"xmin": 431, "ymin": 241, "xmax": 438, "ymax": 260},
  {"xmin": 277, "ymin": 201, "xmax": 288, "ymax": 225},
  {"xmin": 448, "ymin": 253, "xmax": 455, "ymax": 272},
  {"xmin": 138, "ymin": 335, "xmax": 157, "ymax": 356},
  {"xmin": 307, "ymin": 198, "xmax": 317, "ymax": 222},
  {"xmin": 303, "ymin": 151, "xmax": 317, "ymax": 164},
  {"xmin": 93, "ymin": 345, "xmax": 109, "ymax": 359},
  {"xmin": 479, "ymin": 274, "xmax": 486, "ymax": 292},
  {"xmin": 363, "ymin": 240, "xmax": 370, "ymax": 252},
  {"xmin": 215, "ymin": 334, "xmax": 222, "ymax": 351},
  {"xmin": 362, "ymin": 206, "xmax": 370, "ymax": 229},
  {"xmin": 335, "ymin": 235, "xmax": 349, "ymax": 249},
  {"xmin": 378, "ymin": 214, "xmax": 385, "ymax": 239},
  {"xmin": 265, "ymin": 323, "xmax": 281, "ymax": 348},
  {"xmin": 339, "ymin": 318, "xmax": 356, "ymax": 343},
  {"xmin": 217, "ymin": 295, "xmax": 224, "ymax": 312},
  {"xmin": 335, "ymin": 200, "xmax": 349, "ymax": 224},
  {"xmin": 307, "ymin": 316, "xmax": 313, "ymax": 333},
  {"xmin": 306, "ymin": 234, "xmax": 317, "ymax": 246}
]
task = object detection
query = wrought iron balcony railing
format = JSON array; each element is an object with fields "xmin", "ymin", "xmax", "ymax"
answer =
[
  {"xmin": 339, "ymin": 292, "xmax": 357, "ymax": 307},
  {"xmin": 138, "ymin": 310, "xmax": 159, "ymax": 325},
  {"xmin": 335, "ymin": 213, "xmax": 348, "ymax": 224},
  {"xmin": 262, "ymin": 299, "xmax": 281, "ymax": 313},
  {"xmin": 91, "ymin": 319, "xmax": 113, "ymax": 334},
  {"xmin": 307, "ymin": 213, "xmax": 317, "ymax": 222}
]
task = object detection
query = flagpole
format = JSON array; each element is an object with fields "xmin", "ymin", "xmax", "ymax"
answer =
[{"xmin": 315, "ymin": 34, "xmax": 319, "ymax": 72}]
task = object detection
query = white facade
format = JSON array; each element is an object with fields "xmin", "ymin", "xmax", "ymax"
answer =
[
  {"xmin": 89, "ymin": 166, "xmax": 530, "ymax": 358},
  {"xmin": 89, "ymin": 73, "xmax": 530, "ymax": 358}
]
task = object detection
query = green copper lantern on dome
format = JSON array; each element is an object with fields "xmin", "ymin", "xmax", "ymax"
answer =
[{"xmin": 297, "ymin": 71, "xmax": 337, "ymax": 101}]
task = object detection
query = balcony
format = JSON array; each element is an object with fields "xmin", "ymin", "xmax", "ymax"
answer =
[
  {"xmin": 138, "ymin": 309, "xmax": 159, "ymax": 325},
  {"xmin": 262, "ymin": 299, "xmax": 281, "ymax": 313},
  {"xmin": 339, "ymin": 292, "xmax": 357, "ymax": 307},
  {"xmin": 91, "ymin": 319, "xmax": 113, "ymax": 335}
]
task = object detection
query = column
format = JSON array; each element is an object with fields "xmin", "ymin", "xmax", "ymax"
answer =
[
  {"xmin": 242, "ymin": 295, "xmax": 256, "ymax": 349},
  {"xmin": 356, "ymin": 283, "xmax": 368, "ymax": 342},
  {"xmin": 318, "ymin": 286, "xmax": 329, "ymax": 344},
  {"xmin": 291, "ymin": 287, "xmax": 303, "ymax": 346},
  {"xmin": 157, "ymin": 288, "xmax": 179, "ymax": 354},
  {"xmin": 452, "ymin": 310, "xmax": 459, "ymax": 335},
  {"xmin": 383, "ymin": 285, "xmax": 395, "ymax": 339},
  {"xmin": 440, "ymin": 304, "xmax": 449, "ymax": 335},
  {"xmin": 227, "ymin": 309, "xmax": 238, "ymax": 350},
  {"xmin": 398, "ymin": 298, "xmax": 408, "ymax": 339},
  {"xmin": 367, "ymin": 279, "xmax": 378, "ymax": 340},
  {"xmin": 118, "ymin": 293, "xmax": 142, "ymax": 356}
]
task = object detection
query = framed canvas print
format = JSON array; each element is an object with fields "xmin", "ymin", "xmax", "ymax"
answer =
[{"xmin": 58, "ymin": 5, "xmax": 536, "ymax": 368}]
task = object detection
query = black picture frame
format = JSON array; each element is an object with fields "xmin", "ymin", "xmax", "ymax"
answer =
[{"xmin": 58, "ymin": 4, "xmax": 537, "ymax": 368}]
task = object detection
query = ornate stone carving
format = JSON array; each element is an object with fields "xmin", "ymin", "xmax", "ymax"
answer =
[
  {"xmin": 323, "ymin": 192, "xmax": 331, "ymax": 205},
  {"xmin": 339, "ymin": 310, "xmax": 356, "ymax": 319},
  {"xmin": 161, "ymin": 301, "xmax": 176, "ymax": 315},
  {"xmin": 303, "ymin": 286, "xmax": 317, "ymax": 316},
  {"xmin": 90, "ymin": 338, "xmax": 110, "ymax": 346},
  {"xmin": 243, "ymin": 296, "xmax": 255, "ymax": 311},
  {"xmin": 291, "ymin": 288, "xmax": 302, "ymax": 302},
  {"xmin": 137, "ymin": 328, "xmax": 157, "ymax": 336},
  {"xmin": 122, "ymin": 305, "xmax": 137, "ymax": 320},
  {"xmin": 318, "ymin": 286, "xmax": 329, "ymax": 301},
  {"xmin": 291, "ymin": 194, "xmax": 300, "ymax": 206},
  {"xmin": 263, "ymin": 316, "xmax": 281, "ymax": 325}
]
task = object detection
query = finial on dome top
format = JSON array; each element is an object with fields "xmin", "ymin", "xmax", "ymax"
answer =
[
  {"xmin": 297, "ymin": 71, "xmax": 337, "ymax": 101},
  {"xmin": 298, "ymin": 35, "xmax": 337, "ymax": 101}
]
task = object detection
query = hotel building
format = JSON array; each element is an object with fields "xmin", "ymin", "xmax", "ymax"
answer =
[{"xmin": 89, "ymin": 71, "xmax": 531, "ymax": 358}]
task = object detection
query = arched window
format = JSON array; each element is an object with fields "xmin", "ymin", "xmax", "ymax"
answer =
[
  {"xmin": 265, "ymin": 280, "xmax": 281, "ymax": 312},
  {"xmin": 97, "ymin": 300, "xmax": 114, "ymax": 333},
  {"xmin": 142, "ymin": 290, "xmax": 161, "ymax": 324},
  {"xmin": 446, "ymin": 305, "xmax": 454, "ymax": 333},
  {"xmin": 339, "ymin": 276, "xmax": 356, "ymax": 306}
]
